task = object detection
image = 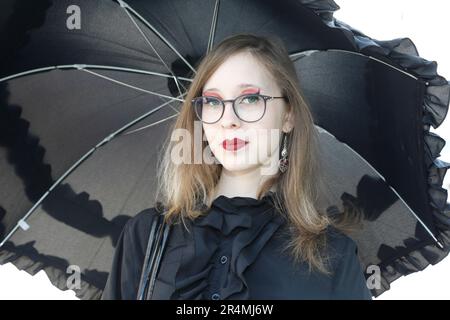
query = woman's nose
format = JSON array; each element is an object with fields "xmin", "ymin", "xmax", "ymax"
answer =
[{"xmin": 220, "ymin": 101, "xmax": 241, "ymax": 128}]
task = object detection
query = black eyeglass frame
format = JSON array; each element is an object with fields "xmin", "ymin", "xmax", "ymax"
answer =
[{"xmin": 191, "ymin": 93, "xmax": 288, "ymax": 124}]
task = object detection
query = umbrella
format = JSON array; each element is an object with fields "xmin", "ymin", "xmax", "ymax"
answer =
[
  {"xmin": 0, "ymin": 0, "xmax": 449, "ymax": 300},
  {"xmin": 296, "ymin": 47, "xmax": 450, "ymax": 296}
]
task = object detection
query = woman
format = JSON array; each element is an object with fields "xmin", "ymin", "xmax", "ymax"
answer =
[{"xmin": 101, "ymin": 33, "xmax": 372, "ymax": 300}]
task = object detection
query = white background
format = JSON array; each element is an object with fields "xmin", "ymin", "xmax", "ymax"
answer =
[{"xmin": 0, "ymin": 0, "xmax": 449, "ymax": 300}]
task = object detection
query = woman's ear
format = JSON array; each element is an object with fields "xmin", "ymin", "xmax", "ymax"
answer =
[{"xmin": 282, "ymin": 107, "xmax": 294, "ymax": 133}]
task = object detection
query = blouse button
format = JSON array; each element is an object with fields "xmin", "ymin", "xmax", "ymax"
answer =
[
  {"xmin": 220, "ymin": 255, "xmax": 228, "ymax": 264},
  {"xmin": 211, "ymin": 293, "xmax": 221, "ymax": 300}
]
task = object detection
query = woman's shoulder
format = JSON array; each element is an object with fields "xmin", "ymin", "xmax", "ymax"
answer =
[
  {"xmin": 122, "ymin": 206, "xmax": 165, "ymax": 239},
  {"xmin": 324, "ymin": 225, "xmax": 372, "ymax": 299},
  {"xmin": 102, "ymin": 206, "xmax": 165, "ymax": 300},
  {"xmin": 324, "ymin": 225, "xmax": 360, "ymax": 263}
]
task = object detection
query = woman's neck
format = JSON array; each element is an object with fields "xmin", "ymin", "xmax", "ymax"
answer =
[{"xmin": 211, "ymin": 166, "xmax": 277, "ymax": 200}]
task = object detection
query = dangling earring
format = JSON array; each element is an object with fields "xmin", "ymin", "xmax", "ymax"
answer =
[{"xmin": 278, "ymin": 132, "xmax": 289, "ymax": 173}]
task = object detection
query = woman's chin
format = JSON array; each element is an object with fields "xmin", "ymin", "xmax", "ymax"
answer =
[
  {"xmin": 219, "ymin": 160, "xmax": 264, "ymax": 173},
  {"xmin": 219, "ymin": 161, "xmax": 251, "ymax": 172}
]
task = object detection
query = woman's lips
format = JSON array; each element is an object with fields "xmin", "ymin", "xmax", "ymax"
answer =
[{"xmin": 222, "ymin": 138, "xmax": 249, "ymax": 151}]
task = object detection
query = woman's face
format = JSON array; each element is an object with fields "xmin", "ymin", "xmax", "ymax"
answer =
[{"xmin": 201, "ymin": 51, "xmax": 293, "ymax": 175}]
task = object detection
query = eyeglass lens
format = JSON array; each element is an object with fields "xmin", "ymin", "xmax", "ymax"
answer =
[{"xmin": 193, "ymin": 94, "xmax": 265, "ymax": 123}]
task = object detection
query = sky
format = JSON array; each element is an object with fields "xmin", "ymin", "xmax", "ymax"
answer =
[{"xmin": 0, "ymin": 0, "xmax": 449, "ymax": 300}]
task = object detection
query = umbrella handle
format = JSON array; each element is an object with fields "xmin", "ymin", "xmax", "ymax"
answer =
[{"xmin": 136, "ymin": 212, "xmax": 171, "ymax": 300}]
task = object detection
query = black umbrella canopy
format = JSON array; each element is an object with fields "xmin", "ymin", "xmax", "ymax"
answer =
[
  {"xmin": 0, "ymin": 0, "xmax": 449, "ymax": 299},
  {"xmin": 0, "ymin": 69, "xmax": 180, "ymax": 298},
  {"xmin": 0, "ymin": 0, "xmax": 356, "ymax": 79},
  {"xmin": 296, "ymin": 49, "xmax": 450, "ymax": 295}
]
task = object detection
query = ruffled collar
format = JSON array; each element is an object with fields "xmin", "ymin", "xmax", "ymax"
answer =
[
  {"xmin": 193, "ymin": 191, "xmax": 278, "ymax": 236},
  {"xmin": 169, "ymin": 190, "xmax": 286, "ymax": 299}
]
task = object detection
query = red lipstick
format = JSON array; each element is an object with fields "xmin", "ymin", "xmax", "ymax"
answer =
[{"xmin": 222, "ymin": 138, "xmax": 249, "ymax": 151}]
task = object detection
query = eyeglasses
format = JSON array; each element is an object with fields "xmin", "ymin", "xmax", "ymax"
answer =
[{"xmin": 191, "ymin": 93, "xmax": 288, "ymax": 124}]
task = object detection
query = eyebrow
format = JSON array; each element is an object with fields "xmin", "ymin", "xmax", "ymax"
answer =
[{"xmin": 203, "ymin": 83, "xmax": 262, "ymax": 93}]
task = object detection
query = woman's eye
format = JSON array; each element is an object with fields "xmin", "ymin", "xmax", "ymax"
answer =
[
  {"xmin": 204, "ymin": 97, "xmax": 221, "ymax": 106},
  {"xmin": 241, "ymin": 95, "xmax": 261, "ymax": 104}
]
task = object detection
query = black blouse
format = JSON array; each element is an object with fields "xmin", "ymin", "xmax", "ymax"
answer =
[{"xmin": 101, "ymin": 192, "xmax": 372, "ymax": 300}]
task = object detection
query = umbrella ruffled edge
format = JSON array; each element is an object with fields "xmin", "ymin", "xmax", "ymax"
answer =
[
  {"xmin": 299, "ymin": 0, "xmax": 450, "ymax": 297},
  {"xmin": 0, "ymin": 246, "xmax": 102, "ymax": 300}
]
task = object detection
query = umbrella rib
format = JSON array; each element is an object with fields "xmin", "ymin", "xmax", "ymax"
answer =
[
  {"xmin": 0, "ymin": 66, "xmax": 59, "ymax": 82},
  {"xmin": 0, "ymin": 92, "xmax": 186, "ymax": 248},
  {"xmin": 0, "ymin": 64, "xmax": 193, "ymax": 84},
  {"xmin": 117, "ymin": 1, "xmax": 186, "ymax": 99},
  {"xmin": 117, "ymin": 0, "xmax": 196, "ymax": 75},
  {"xmin": 80, "ymin": 68, "xmax": 184, "ymax": 102},
  {"xmin": 290, "ymin": 49, "xmax": 422, "ymax": 82},
  {"xmin": 207, "ymin": 0, "xmax": 220, "ymax": 54},
  {"xmin": 316, "ymin": 125, "xmax": 444, "ymax": 249},
  {"xmin": 123, "ymin": 113, "xmax": 179, "ymax": 136},
  {"xmin": 64, "ymin": 64, "xmax": 193, "ymax": 83}
]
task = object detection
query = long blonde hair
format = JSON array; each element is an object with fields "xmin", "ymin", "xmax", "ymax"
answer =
[{"xmin": 155, "ymin": 33, "xmax": 358, "ymax": 275}]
